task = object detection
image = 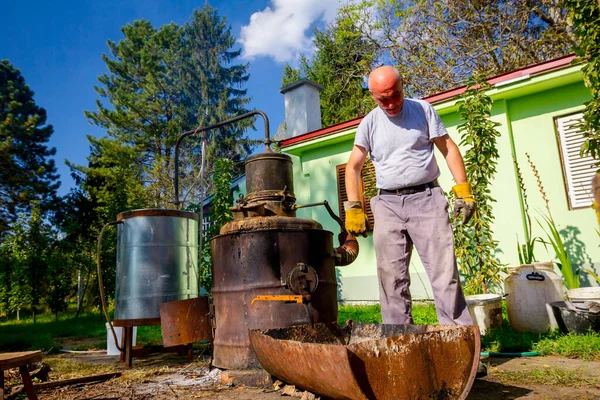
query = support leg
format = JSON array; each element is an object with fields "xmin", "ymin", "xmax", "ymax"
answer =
[
  {"xmin": 120, "ymin": 327, "xmax": 126, "ymax": 363},
  {"xmin": 187, "ymin": 344, "xmax": 193, "ymax": 362},
  {"xmin": 18, "ymin": 366, "xmax": 37, "ymax": 400},
  {"xmin": 125, "ymin": 327, "xmax": 133, "ymax": 368}
]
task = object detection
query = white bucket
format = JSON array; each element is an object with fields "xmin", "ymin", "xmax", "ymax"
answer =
[
  {"xmin": 504, "ymin": 262, "xmax": 564, "ymax": 333},
  {"xmin": 567, "ymin": 287, "xmax": 600, "ymax": 303},
  {"xmin": 465, "ymin": 294, "xmax": 503, "ymax": 335},
  {"xmin": 106, "ymin": 323, "xmax": 137, "ymax": 356}
]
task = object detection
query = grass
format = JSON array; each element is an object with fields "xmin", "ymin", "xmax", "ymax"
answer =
[
  {"xmin": 496, "ymin": 367, "xmax": 600, "ymax": 388},
  {"xmin": 2, "ymin": 301, "xmax": 599, "ymax": 360},
  {"xmin": 339, "ymin": 301, "xmax": 600, "ymax": 359},
  {"xmin": 338, "ymin": 301, "xmax": 438, "ymax": 325},
  {"xmin": 0, "ymin": 310, "xmax": 164, "ymax": 353}
]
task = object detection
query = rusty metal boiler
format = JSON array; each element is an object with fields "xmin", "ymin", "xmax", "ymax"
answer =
[
  {"xmin": 211, "ymin": 139, "xmax": 358, "ymax": 370},
  {"xmin": 170, "ymin": 110, "xmax": 358, "ymax": 372}
]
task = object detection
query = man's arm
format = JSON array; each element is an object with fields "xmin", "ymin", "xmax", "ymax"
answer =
[
  {"xmin": 345, "ymin": 145, "xmax": 368, "ymax": 201},
  {"xmin": 433, "ymin": 134, "xmax": 476, "ymax": 224},
  {"xmin": 432, "ymin": 134, "xmax": 467, "ymax": 184}
]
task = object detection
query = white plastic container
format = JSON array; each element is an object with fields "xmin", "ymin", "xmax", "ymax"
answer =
[
  {"xmin": 567, "ymin": 287, "xmax": 600, "ymax": 303},
  {"xmin": 106, "ymin": 323, "xmax": 137, "ymax": 356},
  {"xmin": 465, "ymin": 294, "xmax": 503, "ymax": 335},
  {"xmin": 504, "ymin": 262, "xmax": 565, "ymax": 333}
]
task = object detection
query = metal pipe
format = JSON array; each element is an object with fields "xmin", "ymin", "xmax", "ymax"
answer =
[
  {"xmin": 293, "ymin": 200, "xmax": 344, "ymax": 232},
  {"xmin": 293, "ymin": 200, "xmax": 359, "ymax": 266},
  {"xmin": 174, "ymin": 110, "xmax": 271, "ymax": 208},
  {"xmin": 97, "ymin": 220, "xmax": 124, "ymax": 353},
  {"xmin": 335, "ymin": 232, "xmax": 359, "ymax": 266}
]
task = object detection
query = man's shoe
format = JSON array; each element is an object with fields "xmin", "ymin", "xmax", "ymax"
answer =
[{"xmin": 476, "ymin": 361, "xmax": 487, "ymax": 379}]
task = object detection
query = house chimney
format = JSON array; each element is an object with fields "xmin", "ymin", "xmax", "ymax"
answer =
[{"xmin": 280, "ymin": 79, "xmax": 324, "ymax": 138}]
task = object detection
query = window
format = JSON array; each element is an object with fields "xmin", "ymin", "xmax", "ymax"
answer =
[
  {"xmin": 555, "ymin": 112, "xmax": 596, "ymax": 209},
  {"xmin": 336, "ymin": 160, "xmax": 376, "ymax": 231}
]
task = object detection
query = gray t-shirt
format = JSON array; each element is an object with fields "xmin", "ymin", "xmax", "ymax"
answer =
[{"xmin": 354, "ymin": 98, "xmax": 448, "ymax": 190}]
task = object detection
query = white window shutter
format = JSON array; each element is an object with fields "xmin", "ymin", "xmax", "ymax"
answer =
[{"xmin": 556, "ymin": 113, "xmax": 596, "ymax": 209}]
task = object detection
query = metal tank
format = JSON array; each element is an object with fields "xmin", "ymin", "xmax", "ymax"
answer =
[{"xmin": 114, "ymin": 209, "xmax": 199, "ymax": 325}]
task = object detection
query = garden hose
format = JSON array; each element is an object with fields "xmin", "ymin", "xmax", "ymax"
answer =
[
  {"xmin": 480, "ymin": 351, "xmax": 541, "ymax": 357},
  {"xmin": 97, "ymin": 220, "xmax": 124, "ymax": 353}
]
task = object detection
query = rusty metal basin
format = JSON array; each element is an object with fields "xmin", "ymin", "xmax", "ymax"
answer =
[{"xmin": 249, "ymin": 321, "xmax": 480, "ymax": 400}]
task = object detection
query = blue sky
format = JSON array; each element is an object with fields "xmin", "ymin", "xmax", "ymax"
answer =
[{"xmin": 1, "ymin": 0, "xmax": 342, "ymax": 195}]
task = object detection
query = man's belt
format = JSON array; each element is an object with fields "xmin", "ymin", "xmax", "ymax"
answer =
[{"xmin": 379, "ymin": 180, "xmax": 439, "ymax": 196}]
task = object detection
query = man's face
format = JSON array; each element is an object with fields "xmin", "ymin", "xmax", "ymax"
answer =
[{"xmin": 370, "ymin": 81, "xmax": 404, "ymax": 116}]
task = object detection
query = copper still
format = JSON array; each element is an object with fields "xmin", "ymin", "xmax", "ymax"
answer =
[
  {"xmin": 211, "ymin": 113, "xmax": 358, "ymax": 370},
  {"xmin": 173, "ymin": 111, "xmax": 358, "ymax": 371}
]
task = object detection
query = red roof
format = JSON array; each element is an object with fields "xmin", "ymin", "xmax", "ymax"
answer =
[{"xmin": 281, "ymin": 54, "xmax": 578, "ymax": 148}]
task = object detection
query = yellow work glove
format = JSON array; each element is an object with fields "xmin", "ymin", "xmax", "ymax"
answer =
[
  {"xmin": 452, "ymin": 183, "xmax": 476, "ymax": 224},
  {"xmin": 344, "ymin": 201, "xmax": 368, "ymax": 238}
]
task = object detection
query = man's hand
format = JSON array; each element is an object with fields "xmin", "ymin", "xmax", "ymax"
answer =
[
  {"xmin": 452, "ymin": 183, "xmax": 476, "ymax": 224},
  {"xmin": 344, "ymin": 201, "xmax": 368, "ymax": 237}
]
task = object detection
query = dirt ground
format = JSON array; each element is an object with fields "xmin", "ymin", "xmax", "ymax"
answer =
[{"xmin": 4, "ymin": 351, "xmax": 600, "ymax": 399}]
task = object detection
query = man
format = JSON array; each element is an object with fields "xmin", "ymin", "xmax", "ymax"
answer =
[{"xmin": 344, "ymin": 66, "xmax": 475, "ymax": 326}]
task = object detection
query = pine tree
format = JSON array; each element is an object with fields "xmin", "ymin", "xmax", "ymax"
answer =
[{"xmin": 0, "ymin": 60, "xmax": 59, "ymax": 235}]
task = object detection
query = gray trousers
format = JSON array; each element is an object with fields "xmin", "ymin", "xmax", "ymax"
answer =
[{"xmin": 370, "ymin": 186, "xmax": 472, "ymax": 326}]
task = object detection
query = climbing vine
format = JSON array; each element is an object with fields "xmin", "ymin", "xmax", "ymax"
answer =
[
  {"xmin": 452, "ymin": 77, "xmax": 505, "ymax": 295},
  {"xmin": 198, "ymin": 158, "xmax": 234, "ymax": 293}
]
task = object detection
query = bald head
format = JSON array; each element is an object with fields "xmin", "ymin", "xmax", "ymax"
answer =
[
  {"xmin": 368, "ymin": 66, "xmax": 401, "ymax": 91},
  {"xmin": 368, "ymin": 66, "xmax": 404, "ymax": 116}
]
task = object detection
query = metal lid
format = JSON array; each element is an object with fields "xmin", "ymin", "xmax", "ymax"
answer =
[
  {"xmin": 117, "ymin": 208, "xmax": 199, "ymax": 221},
  {"xmin": 245, "ymin": 151, "xmax": 292, "ymax": 164}
]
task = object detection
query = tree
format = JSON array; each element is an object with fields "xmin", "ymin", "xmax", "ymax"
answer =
[
  {"xmin": 0, "ymin": 60, "xmax": 60, "ymax": 235},
  {"xmin": 82, "ymin": 6, "xmax": 253, "ymax": 210},
  {"xmin": 183, "ymin": 6, "xmax": 254, "ymax": 177},
  {"xmin": 337, "ymin": 0, "xmax": 573, "ymax": 97},
  {"xmin": 282, "ymin": 16, "xmax": 377, "ymax": 126}
]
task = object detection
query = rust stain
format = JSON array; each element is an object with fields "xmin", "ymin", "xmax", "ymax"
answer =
[{"xmin": 249, "ymin": 321, "xmax": 480, "ymax": 400}]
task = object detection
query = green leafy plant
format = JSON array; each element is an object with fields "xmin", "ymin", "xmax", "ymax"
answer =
[
  {"xmin": 452, "ymin": 77, "xmax": 506, "ymax": 294},
  {"xmin": 564, "ymin": 0, "xmax": 600, "ymax": 169},
  {"xmin": 199, "ymin": 158, "xmax": 234, "ymax": 293},
  {"xmin": 513, "ymin": 156, "xmax": 543, "ymax": 265},
  {"xmin": 526, "ymin": 153, "xmax": 600, "ymax": 289}
]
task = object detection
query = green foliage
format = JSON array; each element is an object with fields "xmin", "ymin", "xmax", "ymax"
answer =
[
  {"xmin": 198, "ymin": 158, "xmax": 234, "ymax": 293},
  {"xmin": 565, "ymin": 0, "xmax": 600, "ymax": 167},
  {"xmin": 281, "ymin": 64, "xmax": 302, "ymax": 87},
  {"xmin": 538, "ymin": 213, "xmax": 579, "ymax": 289},
  {"xmin": 339, "ymin": 0, "xmax": 573, "ymax": 98},
  {"xmin": 80, "ymin": 6, "xmax": 253, "ymax": 209},
  {"xmin": 0, "ymin": 60, "xmax": 59, "ymax": 235},
  {"xmin": 281, "ymin": 14, "xmax": 376, "ymax": 126},
  {"xmin": 0, "ymin": 204, "xmax": 64, "ymax": 320},
  {"xmin": 453, "ymin": 77, "xmax": 505, "ymax": 294},
  {"xmin": 513, "ymin": 156, "xmax": 543, "ymax": 265},
  {"xmin": 524, "ymin": 154, "xmax": 598, "ymax": 288}
]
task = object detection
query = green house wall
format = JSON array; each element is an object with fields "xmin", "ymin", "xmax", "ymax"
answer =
[{"xmin": 275, "ymin": 64, "xmax": 599, "ymax": 301}]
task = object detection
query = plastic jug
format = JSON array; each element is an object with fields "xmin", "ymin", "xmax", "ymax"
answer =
[{"xmin": 504, "ymin": 262, "xmax": 565, "ymax": 333}]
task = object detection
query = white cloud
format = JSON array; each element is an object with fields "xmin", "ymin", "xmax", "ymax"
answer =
[{"xmin": 239, "ymin": 0, "xmax": 342, "ymax": 63}]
